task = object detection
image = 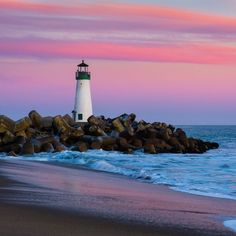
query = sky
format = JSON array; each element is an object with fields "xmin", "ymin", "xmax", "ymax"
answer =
[{"xmin": 0, "ymin": 0, "xmax": 236, "ymax": 125}]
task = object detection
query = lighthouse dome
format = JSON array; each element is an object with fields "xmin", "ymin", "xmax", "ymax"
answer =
[{"xmin": 78, "ymin": 60, "xmax": 88, "ymax": 67}]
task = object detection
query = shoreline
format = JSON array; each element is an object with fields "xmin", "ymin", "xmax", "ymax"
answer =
[
  {"xmin": 1, "ymin": 151, "xmax": 235, "ymax": 202},
  {"xmin": 34, "ymin": 159, "xmax": 236, "ymax": 201},
  {"xmin": 0, "ymin": 159, "xmax": 236, "ymax": 236}
]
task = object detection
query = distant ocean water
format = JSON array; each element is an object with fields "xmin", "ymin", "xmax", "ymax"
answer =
[{"xmin": 0, "ymin": 126, "xmax": 236, "ymax": 200}]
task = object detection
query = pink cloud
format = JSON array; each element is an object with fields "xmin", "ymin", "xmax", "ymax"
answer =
[
  {"xmin": 0, "ymin": 39, "xmax": 236, "ymax": 64},
  {"xmin": 1, "ymin": 0, "xmax": 236, "ymax": 34},
  {"xmin": 0, "ymin": 0, "xmax": 236, "ymax": 64}
]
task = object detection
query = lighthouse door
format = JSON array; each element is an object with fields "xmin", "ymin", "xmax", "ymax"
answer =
[{"xmin": 78, "ymin": 114, "xmax": 83, "ymax": 120}]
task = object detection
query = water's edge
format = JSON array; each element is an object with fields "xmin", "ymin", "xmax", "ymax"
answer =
[{"xmin": 224, "ymin": 220, "xmax": 236, "ymax": 233}]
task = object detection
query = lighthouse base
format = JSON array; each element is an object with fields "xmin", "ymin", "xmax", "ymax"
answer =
[{"xmin": 72, "ymin": 111, "xmax": 85, "ymax": 123}]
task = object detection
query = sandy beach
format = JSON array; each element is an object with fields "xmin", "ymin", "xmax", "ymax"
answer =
[{"xmin": 0, "ymin": 159, "xmax": 235, "ymax": 236}]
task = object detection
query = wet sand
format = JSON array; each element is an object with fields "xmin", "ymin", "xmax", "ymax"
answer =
[{"xmin": 0, "ymin": 159, "xmax": 235, "ymax": 236}]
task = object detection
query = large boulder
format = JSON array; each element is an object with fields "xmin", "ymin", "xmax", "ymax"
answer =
[
  {"xmin": 131, "ymin": 138, "xmax": 143, "ymax": 148},
  {"xmin": 144, "ymin": 144, "xmax": 156, "ymax": 154},
  {"xmin": 21, "ymin": 142, "xmax": 34, "ymax": 155},
  {"xmin": 2, "ymin": 131, "xmax": 15, "ymax": 144},
  {"xmin": 80, "ymin": 135, "xmax": 95, "ymax": 143},
  {"xmin": 168, "ymin": 124, "xmax": 175, "ymax": 133},
  {"xmin": 15, "ymin": 136, "xmax": 26, "ymax": 145},
  {"xmin": 135, "ymin": 123, "xmax": 152, "ymax": 138},
  {"xmin": 110, "ymin": 130, "xmax": 120, "ymax": 138},
  {"xmin": 90, "ymin": 140, "xmax": 102, "ymax": 149},
  {"xmin": 156, "ymin": 128, "xmax": 170, "ymax": 142},
  {"xmin": 40, "ymin": 116, "xmax": 53, "ymax": 130},
  {"xmin": 70, "ymin": 127, "xmax": 84, "ymax": 138},
  {"xmin": 119, "ymin": 126, "xmax": 135, "ymax": 138},
  {"xmin": 63, "ymin": 114, "xmax": 76, "ymax": 127},
  {"xmin": 100, "ymin": 136, "xmax": 116, "ymax": 147},
  {"xmin": 25, "ymin": 128, "xmax": 37, "ymax": 139},
  {"xmin": 117, "ymin": 137, "xmax": 134, "ymax": 153},
  {"xmin": 112, "ymin": 118, "xmax": 125, "ymax": 133},
  {"xmin": 121, "ymin": 113, "xmax": 136, "ymax": 128},
  {"xmin": 161, "ymin": 122, "xmax": 168, "ymax": 129},
  {"xmin": 101, "ymin": 136, "xmax": 117, "ymax": 150},
  {"xmin": 72, "ymin": 142, "xmax": 88, "ymax": 152},
  {"xmin": 88, "ymin": 115, "xmax": 107, "ymax": 131},
  {"xmin": 168, "ymin": 137, "xmax": 184, "ymax": 153},
  {"xmin": 196, "ymin": 139, "xmax": 208, "ymax": 153},
  {"xmin": 53, "ymin": 116, "xmax": 71, "ymax": 134},
  {"xmin": 61, "ymin": 127, "xmax": 84, "ymax": 144},
  {"xmin": 102, "ymin": 145, "xmax": 114, "ymax": 151},
  {"xmin": 188, "ymin": 138, "xmax": 199, "ymax": 153},
  {"xmin": 31, "ymin": 136, "xmax": 57, "ymax": 153},
  {"xmin": 14, "ymin": 117, "xmax": 32, "ymax": 133},
  {"xmin": 152, "ymin": 122, "xmax": 161, "ymax": 129},
  {"xmin": 205, "ymin": 142, "xmax": 219, "ymax": 149},
  {"xmin": 178, "ymin": 136, "xmax": 189, "ymax": 149},
  {"xmin": 89, "ymin": 125, "xmax": 106, "ymax": 136},
  {"xmin": 0, "ymin": 115, "xmax": 15, "ymax": 133},
  {"xmin": 28, "ymin": 110, "xmax": 42, "ymax": 129},
  {"xmin": 174, "ymin": 128, "xmax": 187, "ymax": 138},
  {"xmin": 144, "ymin": 138, "xmax": 160, "ymax": 146},
  {"xmin": 41, "ymin": 143, "xmax": 54, "ymax": 152},
  {"xmin": 103, "ymin": 122, "xmax": 113, "ymax": 134},
  {"xmin": 174, "ymin": 128, "xmax": 189, "ymax": 149},
  {"xmin": 31, "ymin": 139, "xmax": 42, "ymax": 153},
  {"xmin": 50, "ymin": 139, "xmax": 66, "ymax": 152},
  {"xmin": 175, "ymin": 129, "xmax": 189, "ymax": 148},
  {"xmin": 7, "ymin": 151, "xmax": 17, "ymax": 157},
  {"xmin": 37, "ymin": 136, "xmax": 57, "ymax": 145},
  {"xmin": 0, "ymin": 143, "xmax": 22, "ymax": 154},
  {"xmin": 146, "ymin": 128, "xmax": 158, "ymax": 139},
  {"xmin": 156, "ymin": 140, "xmax": 172, "ymax": 153},
  {"xmin": 168, "ymin": 137, "xmax": 180, "ymax": 147},
  {"xmin": 88, "ymin": 115, "xmax": 100, "ymax": 126},
  {"xmin": 54, "ymin": 144, "xmax": 66, "ymax": 152},
  {"xmin": 15, "ymin": 130, "xmax": 27, "ymax": 138},
  {"xmin": 135, "ymin": 122, "xmax": 146, "ymax": 133}
]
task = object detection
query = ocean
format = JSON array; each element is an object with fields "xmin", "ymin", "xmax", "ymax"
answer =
[{"xmin": 0, "ymin": 125, "xmax": 236, "ymax": 200}]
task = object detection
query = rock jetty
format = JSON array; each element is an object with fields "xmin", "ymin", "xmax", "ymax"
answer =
[{"xmin": 0, "ymin": 111, "xmax": 219, "ymax": 156}]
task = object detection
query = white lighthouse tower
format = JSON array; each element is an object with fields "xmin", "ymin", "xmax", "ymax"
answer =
[{"xmin": 72, "ymin": 60, "xmax": 93, "ymax": 122}]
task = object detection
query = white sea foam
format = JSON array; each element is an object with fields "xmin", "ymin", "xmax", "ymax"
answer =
[
  {"xmin": 224, "ymin": 220, "xmax": 236, "ymax": 232},
  {"xmin": 89, "ymin": 160, "xmax": 121, "ymax": 173},
  {"xmin": 171, "ymin": 187, "xmax": 236, "ymax": 200}
]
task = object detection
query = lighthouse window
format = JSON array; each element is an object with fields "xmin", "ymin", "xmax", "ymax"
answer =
[{"xmin": 78, "ymin": 114, "xmax": 83, "ymax": 120}]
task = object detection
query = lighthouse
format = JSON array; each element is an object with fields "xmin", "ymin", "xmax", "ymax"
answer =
[{"xmin": 72, "ymin": 60, "xmax": 93, "ymax": 122}]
